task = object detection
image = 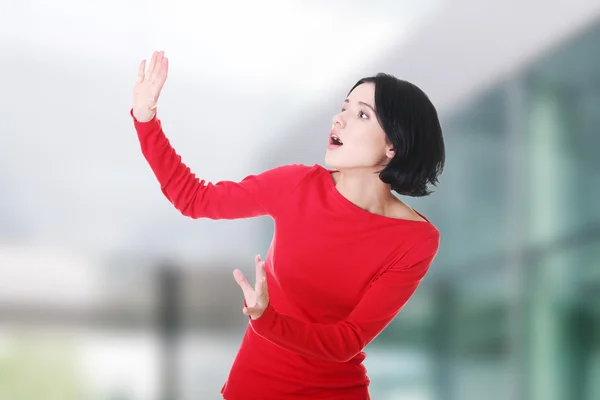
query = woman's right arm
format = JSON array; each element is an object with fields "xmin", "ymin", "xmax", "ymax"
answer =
[
  {"xmin": 131, "ymin": 51, "xmax": 308, "ymax": 220},
  {"xmin": 132, "ymin": 111, "xmax": 307, "ymax": 220}
]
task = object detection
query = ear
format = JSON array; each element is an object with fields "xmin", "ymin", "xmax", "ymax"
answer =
[{"xmin": 386, "ymin": 146, "xmax": 396, "ymax": 159}]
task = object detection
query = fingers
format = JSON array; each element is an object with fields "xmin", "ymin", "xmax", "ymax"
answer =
[
  {"xmin": 139, "ymin": 51, "xmax": 168, "ymax": 112},
  {"xmin": 233, "ymin": 269, "xmax": 254, "ymax": 300},
  {"xmin": 235, "ymin": 255, "xmax": 269, "ymax": 320},
  {"xmin": 147, "ymin": 51, "xmax": 158, "ymax": 81},
  {"xmin": 150, "ymin": 51, "xmax": 165, "ymax": 83},
  {"xmin": 243, "ymin": 306, "xmax": 262, "ymax": 320},
  {"xmin": 136, "ymin": 59, "xmax": 146, "ymax": 83},
  {"xmin": 153, "ymin": 57, "xmax": 169, "ymax": 93},
  {"xmin": 138, "ymin": 51, "xmax": 168, "ymax": 86},
  {"xmin": 254, "ymin": 255, "xmax": 267, "ymax": 293},
  {"xmin": 144, "ymin": 50, "xmax": 167, "ymax": 82}
]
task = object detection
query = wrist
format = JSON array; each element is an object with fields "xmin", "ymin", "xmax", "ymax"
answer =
[
  {"xmin": 131, "ymin": 108, "xmax": 156, "ymax": 123},
  {"xmin": 249, "ymin": 302, "xmax": 277, "ymax": 333}
]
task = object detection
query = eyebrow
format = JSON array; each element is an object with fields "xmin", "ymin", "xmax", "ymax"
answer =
[{"xmin": 344, "ymin": 99, "xmax": 376, "ymax": 113}]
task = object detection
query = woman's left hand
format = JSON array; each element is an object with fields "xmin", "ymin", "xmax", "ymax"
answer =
[{"xmin": 233, "ymin": 255, "xmax": 269, "ymax": 319}]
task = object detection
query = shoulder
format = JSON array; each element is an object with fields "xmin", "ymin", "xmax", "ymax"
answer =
[
  {"xmin": 243, "ymin": 164, "xmax": 323, "ymax": 201},
  {"xmin": 248, "ymin": 163, "xmax": 313, "ymax": 181},
  {"xmin": 390, "ymin": 223, "xmax": 440, "ymax": 266},
  {"xmin": 266, "ymin": 163, "xmax": 320, "ymax": 176},
  {"xmin": 404, "ymin": 226, "xmax": 440, "ymax": 264},
  {"xmin": 274, "ymin": 163, "xmax": 325, "ymax": 175},
  {"xmin": 258, "ymin": 163, "xmax": 324, "ymax": 186}
]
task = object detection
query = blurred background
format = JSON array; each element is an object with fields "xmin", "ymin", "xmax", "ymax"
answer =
[{"xmin": 1, "ymin": 0, "xmax": 600, "ymax": 399}]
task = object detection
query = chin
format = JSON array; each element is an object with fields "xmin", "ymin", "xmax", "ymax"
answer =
[
  {"xmin": 324, "ymin": 155, "xmax": 353, "ymax": 171},
  {"xmin": 324, "ymin": 151, "xmax": 342, "ymax": 170},
  {"xmin": 325, "ymin": 152, "xmax": 382, "ymax": 173}
]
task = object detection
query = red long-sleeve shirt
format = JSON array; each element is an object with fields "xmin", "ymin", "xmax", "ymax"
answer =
[{"xmin": 132, "ymin": 111, "xmax": 440, "ymax": 400}]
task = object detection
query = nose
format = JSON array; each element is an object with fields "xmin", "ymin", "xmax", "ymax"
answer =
[{"xmin": 332, "ymin": 111, "xmax": 345, "ymax": 129}]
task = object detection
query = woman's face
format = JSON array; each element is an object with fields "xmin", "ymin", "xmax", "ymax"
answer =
[{"xmin": 324, "ymin": 82, "xmax": 395, "ymax": 171}]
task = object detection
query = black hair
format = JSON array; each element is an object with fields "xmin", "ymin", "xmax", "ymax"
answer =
[{"xmin": 348, "ymin": 73, "xmax": 445, "ymax": 197}]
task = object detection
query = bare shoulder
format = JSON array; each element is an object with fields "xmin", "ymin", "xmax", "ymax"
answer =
[{"xmin": 390, "ymin": 198, "xmax": 428, "ymax": 222}]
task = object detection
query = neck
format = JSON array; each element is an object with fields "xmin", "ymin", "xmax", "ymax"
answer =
[{"xmin": 332, "ymin": 168, "xmax": 397, "ymax": 215}]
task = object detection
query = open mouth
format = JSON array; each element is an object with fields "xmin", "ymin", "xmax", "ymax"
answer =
[{"xmin": 329, "ymin": 133, "xmax": 343, "ymax": 146}]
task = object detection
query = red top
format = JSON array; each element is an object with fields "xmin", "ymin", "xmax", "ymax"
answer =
[{"xmin": 132, "ymin": 111, "xmax": 440, "ymax": 400}]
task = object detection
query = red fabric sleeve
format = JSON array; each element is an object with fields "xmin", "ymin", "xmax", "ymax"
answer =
[
  {"xmin": 249, "ymin": 231, "xmax": 440, "ymax": 362},
  {"xmin": 131, "ymin": 110, "xmax": 310, "ymax": 220}
]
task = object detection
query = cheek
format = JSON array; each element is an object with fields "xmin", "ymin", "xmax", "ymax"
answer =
[
  {"xmin": 357, "ymin": 131, "xmax": 388, "ymax": 153},
  {"xmin": 343, "ymin": 122, "xmax": 389, "ymax": 158},
  {"xmin": 349, "ymin": 136, "xmax": 389, "ymax": 164}
]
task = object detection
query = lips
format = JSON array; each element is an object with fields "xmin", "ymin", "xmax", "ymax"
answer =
[{"xmin": 329, "ymin": 130, "xmax": 343, "ymax": 146}]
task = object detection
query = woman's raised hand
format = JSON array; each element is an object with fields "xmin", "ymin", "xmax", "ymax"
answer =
[{"xmin": 132, "ymin": 51, "xmax": 169, "ymax": 122}]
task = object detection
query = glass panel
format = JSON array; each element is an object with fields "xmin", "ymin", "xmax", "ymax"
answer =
[{"xmin": 416, "ymin": 86, "xmax": 512, "ymax": 269}]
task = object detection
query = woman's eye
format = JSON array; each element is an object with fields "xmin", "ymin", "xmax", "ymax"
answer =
[{"xmin": 359, "ymin": 111, "xmax": 368, "ymax": 119}]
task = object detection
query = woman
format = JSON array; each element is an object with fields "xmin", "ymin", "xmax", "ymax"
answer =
[{"xmin": 131, "ymin": 51, "xmax": 445, "ymax": 400}]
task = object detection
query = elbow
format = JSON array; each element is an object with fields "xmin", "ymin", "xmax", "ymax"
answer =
[
  {"xmin": 179, "ymin": 204, "xmax": 201, "ymax": 219},
  {"xmin": 329, "ymin": 328, "xmax": 365, "ymax": 363},
  {"xmin": 162, "ymin": 188, "xmax": 204, "ymax": 219},
  {"xmin": 330, "ymin": 346, "xmax": 363, "ymax": 363},
  {"xmin": 335, "ymin": 353, "xmax": 358, "ymax": 363}
]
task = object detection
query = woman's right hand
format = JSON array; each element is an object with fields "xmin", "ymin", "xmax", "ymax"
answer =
[{"xmin": 132, "ymin": 51, "xmax": 169, "ymax": 122}]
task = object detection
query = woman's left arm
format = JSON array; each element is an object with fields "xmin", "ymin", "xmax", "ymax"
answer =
[{"xmin": 236, "ymin": 231, "xmax": 440, "ymax": 363}]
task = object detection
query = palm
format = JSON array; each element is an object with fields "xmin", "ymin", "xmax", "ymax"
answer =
[{"xmin": 132, "ymin": 51, "xmax": 169, "ymax": 122}]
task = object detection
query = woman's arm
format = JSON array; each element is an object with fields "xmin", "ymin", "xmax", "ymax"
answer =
[
  {"xmin": 133, "ymin": 111, "xmax": 310, "ymax": 220},
  {"xmin": 130, "ymin": 51, "xmax": 308, "ymax": 220},
  {"xmin": 248, "ymin": 231, "xmax": 440, "ymax": 362}
]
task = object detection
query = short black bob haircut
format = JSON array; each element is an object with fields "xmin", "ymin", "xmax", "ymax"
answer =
[{"xmin": 348, "ymin": 73, "xmax": 445, "ymax": 197}]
